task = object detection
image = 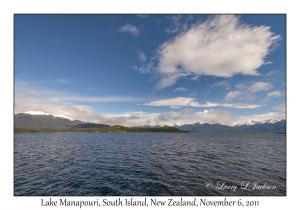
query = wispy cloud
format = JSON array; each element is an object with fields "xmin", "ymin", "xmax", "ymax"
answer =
[
  {"xmin": 190, "ymin": 75, "xmax": 200, "ymax": 81},
  {"xmin": 52, "ymin": 96, "xmax": 148, "ymax": 103},
  {"xmin": 224, "ymin": 91, "xmax": 242, "ymax": 102},
  {"xmin": 165, "ymin": 15, "xmax": 183, "ymax": 34},
  {"xmin": 265, "ymin": 70, "xmax": 279, "ymax": 77},
  {"xmin": 133, "ymin": 62, "xmax": 154, "ymax": 74},
  {"xmin": 247, "ymin": 82, "xmax": 273, "ymax": 93},
  {"xmin": 211, "ymin": 80, "xmax": 230, "ymax": 90},
  {"xmin": 266, "ymin": 90, "xmax": 283, "ymax": 98},
  {"xmin": 263, "ymin": 90, "xmax": 284, "ymax": 102},
  {"xmin": 173, "ymin": 87, "xmax": 188, "ymax": 92},
  {"xmin": 153, "ymin": 15, "xmax": 280, "ymax": 89},
  {"xmin": 225, "ymin": 81, "xmax": 273, "ymax": 102},
  {"xmin": 264, "ymin": 61, "xmax": 273, "ymax": 65},
  {"xmin": 137, "ymin": 51, "xmax": 147, "ymax": 63},
  {"xmin": 165, "ymin": 15, "xmax": 193, "ymax": 35},
  {"xmin": 144, "ymin": 97, "xmax": 261, "ymax": 109},
  {"xmin": 119, "ymin": 23, "xmax": 140, "ymax": 37}
]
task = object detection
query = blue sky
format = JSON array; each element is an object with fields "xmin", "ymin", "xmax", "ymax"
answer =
[{"xmin": 14, "ymin": 14, "xmax": 286, "ymax": 126}]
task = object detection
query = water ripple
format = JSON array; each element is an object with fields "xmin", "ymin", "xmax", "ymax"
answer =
[{"xmin": 14, "ymin": 132, "xmax": 286, "ymax": 196}]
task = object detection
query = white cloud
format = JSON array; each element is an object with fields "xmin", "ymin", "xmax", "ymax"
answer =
[
  {"xmin": 273, "ymin": 103, "xmax": 285, "ymax": 112},
  {"xmin": 266, "ymin": 90, "xmax": 283, "ymax": 98},
  {"xmin": 154, "ymin": 15, "xmax": 280, "ymax": 89},
  {"xmin": 144, "ymin": 97, "xmax": 261, "ymax": 109},
  {"xmin": 173, "ymin": 87, "xmax": 188, "ymax": 92},
  {"xmin": 231, "ymin": 103, "xmax": 261, "ymax": 109},
  {"xmin": 119, "ymin": 23, "xmax": 140, "ymax": 37},
  {"xmin": 190, "ymin": 75, "xmax": 200, "ymax": 81},
  {"xmin": 14, "ymin": 96, "xmax": 284, "ymax": 127},
  {"xmin": 247, "ymin": 82, "xmax": 273, "ymax": 93},
  {"xmin": 225, "ymin": 81, "xmax": 274, "ymax": 102},
  {"xmin": 192, "ymin": 109, "xmax": 233, "ymax": 125},
  {"xmin": 137, "ymin": 110, "xmax": 285, "ymax": 126},
  {"xmin": 264, "ymin": 90, "xmax": 283, "ymax": 102},
  {"xmin": 57, "ymin": 96, "xmax": 147, "ymax": 103},
  {"xmin": 264, "ymin": 61, "xmax": 273, "ymax": 65},
  {"xmin": 14, "ymin": 96, "xmax": 105, "ymax": 123},
  {"xmin": 224, "ymin": 91, "xmax": 242, "ymax": 102},
  {"xmin": 101, "ymin": 112, "xmax": 159, "ymax": 126}
]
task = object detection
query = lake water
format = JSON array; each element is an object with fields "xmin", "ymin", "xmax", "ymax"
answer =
[{"xmin": 14, "ymin": 132, "xmax": 286, "ymax": 196}]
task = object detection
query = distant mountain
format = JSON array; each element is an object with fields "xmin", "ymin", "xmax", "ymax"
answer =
[
  {"xmin": 14, "ymin": 113, "xmax": 85, "ymax": 130},
  {"xmin": 15, "ymin": 113, "xmax": 286, "ymax": 134},
  {"xmin": 234, "ymin": 119, "xmax": 286, "ymax": 133},
  {"xmin": 144, "ymin": 119, "xmax": 286, "ymax": 133},
  {"xmin": 235, "ymin": 119, "xmax": 281, "ymax": 126},
  {"xmin": 14, "ymin": 115, "xmax": 183, "ymax": 133},
  {"xmin": 174, "ymin": 122, "xmax": 241, "ymax": 133}
]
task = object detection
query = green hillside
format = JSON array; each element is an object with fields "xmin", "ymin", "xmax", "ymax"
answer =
[{"xmin": 14, "ymin": 125, "xmax": 184, "ymax": 133}]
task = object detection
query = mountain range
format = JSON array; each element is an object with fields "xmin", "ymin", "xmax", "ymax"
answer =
[
  {"xmin": 14, "ymin": 113, "xmax": 286, "ymax": 133},
  {"xmin": 14, "ymin": 113, "xmax": 85, "ymax": 130}
]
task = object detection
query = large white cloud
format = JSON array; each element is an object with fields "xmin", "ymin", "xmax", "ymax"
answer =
[{"xmin": 155, "ymin": 15, "xmax": 280, "ymax": 89}]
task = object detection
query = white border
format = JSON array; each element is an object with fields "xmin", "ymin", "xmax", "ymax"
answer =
[{"xmin": 1, "ymin": 0, "xmax": 297, "ymax": 209}]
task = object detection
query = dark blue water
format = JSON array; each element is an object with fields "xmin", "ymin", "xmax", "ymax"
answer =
[{"xmin": 14, "ymin": 132, "xmax": 286, "ymax": 196}]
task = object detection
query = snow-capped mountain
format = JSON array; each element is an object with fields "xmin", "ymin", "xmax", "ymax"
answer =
[
  {"xmin": 235, "ymin": 119, "xmax": 282, "ymax": 126},
  {"xmin": 25, "ymin": 111, "xmax": 50, "ymax": 116},
  {"xmin": 24, "ymin": 111, "xmax": 75, "ymax": 121},
  {"xmin": 234, "ymin": 119, "xmax": 286, "ymax": 133},
  {"xmin": 15, "ymin": 113, "xmax": 286, "ymax": 133},
  {"xmin": 143, "ymin": 119, "xmax": 286, "ymax": 133}
]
